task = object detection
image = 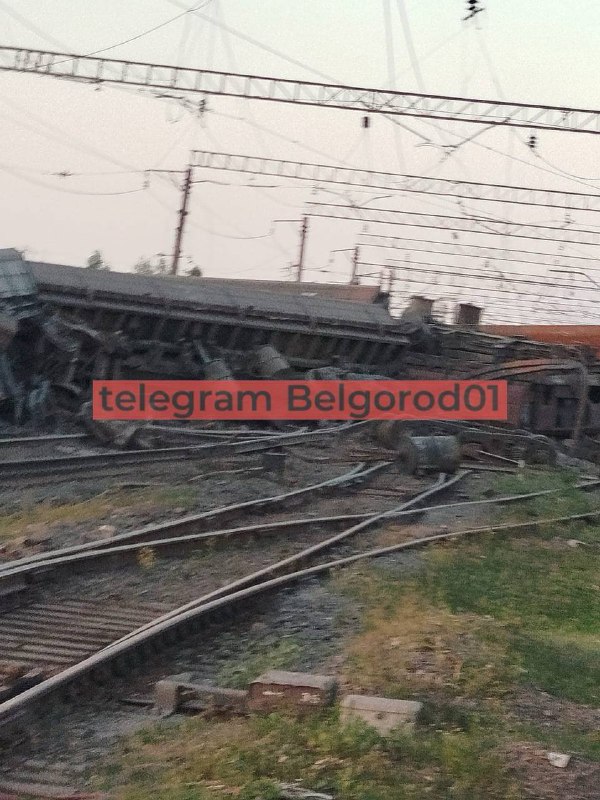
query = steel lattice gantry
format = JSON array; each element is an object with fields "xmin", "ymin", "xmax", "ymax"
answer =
[
  {"xmin": 1, "ymin": 46, "xmax": 600, "ymax": 133},
  {"xmin": 191, "ymin": 150, "xmax": 600, "ymax": 211}
]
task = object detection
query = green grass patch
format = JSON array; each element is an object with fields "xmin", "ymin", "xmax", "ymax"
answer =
[
  {"xmin": 492, "ymin": 468, "xmax": 593, "ymax": 521},
  {"xmin": 334, "ymin": 568, "xmax": 520, "ymax": 703},
  {"xmin": 104, "ymin": 469, "xmax": 599, "ymax": 800},
  {"xmin": 0, "ymin": 485, "xmax": 201, "ymax": 542},
  {"xmin": 514, "ymin": 633, "xmax": 600, "ymax": 705},
  {"xmin": 216, "ymin": 636, "xmax": 302, "ymax": 689},
  {"xmin": 516, "ymin": 722, "xmax": 600, "ymax": 763},
  {"xmin": 103, "ymin": 711, "xmax": 523, "ymax": 800},
  {"xmin": 422, "ymin": 521, "xmax": 600, "ymax": 704}
]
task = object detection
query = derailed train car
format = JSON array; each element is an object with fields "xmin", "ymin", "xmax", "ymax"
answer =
[{"xmin": 1, "ymin": 247, "xmax": 600, "ymax": 443}]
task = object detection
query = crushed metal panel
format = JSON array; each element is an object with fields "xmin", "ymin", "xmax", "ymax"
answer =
[{"xmin": 0, "ymin": 313, "xmax": 18, "ymax": 350}]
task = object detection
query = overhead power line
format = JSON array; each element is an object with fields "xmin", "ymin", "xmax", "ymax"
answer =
[
  {"xmin": 2, "ymin": 46, "xmax": 600, "ymax": 133},
  {"xmin": 0, "ymin": 92, "xmax": 142, "ymax": 172},
  {"xmin": 383, "ymin": 257, "xmax": 595, "ymax": 293},
  {"xmin": 0, "ymin": 160, "xmax": 145, "ymax": 195},
  {"xmin": 0, "ymin": 0, "xmax": 68, "ymax": 50},
  {"xmin": 53, "ymin": 0, "xmax": 215, "ymax": 64},
  {"xmin": 358, "ymin": 261, "xmax": 600, "ymax": 317},
  {"xmin": 191, "ymin": 149, "xmax": 600, "ymax": 211},
  {"xmin": 307, "ymin": 202, "xmax": 600, "ymax": 247},
  {"xmin": 165, "ymin": 0, "xmax": 339, "ymax": 83},
  {"xmin": 359, "ymin": 234, "xmax": 600, "ymax": 271}
]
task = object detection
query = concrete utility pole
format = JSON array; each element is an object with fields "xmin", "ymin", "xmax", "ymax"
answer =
[
  {"xmin": 350, "ymin": 246, "xmax": 360, "ymax": 284},
  {"xmin": 171, "ymin": 163, "xmax": 193, "ymax": 276},
  {"xmin": 295, "ymin": 216, "xmax": 309, "ymax": 282}
]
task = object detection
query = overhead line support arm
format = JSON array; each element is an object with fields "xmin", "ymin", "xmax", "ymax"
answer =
[{"xmin": 1, "ymin": 46, "xmax": 600, "ymax": 133}]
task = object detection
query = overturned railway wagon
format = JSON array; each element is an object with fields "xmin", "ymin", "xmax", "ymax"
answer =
[{"xmin": 1, "ymin": 248, "xmax": 600, "ymax": 441}]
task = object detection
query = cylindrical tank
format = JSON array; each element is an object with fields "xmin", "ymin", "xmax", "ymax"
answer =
[
  {"xmin": 396, "ymin": 435, "xmax": 460, "ymax": 474},
  {"xmin": 253, "ymin": 345, "xmax": 291, "ymax": 378},
  {"xmin": 375, "ymin": 422, "xmax": 460, "ymax": 474},
  {"xmin": 204, "ymin": 358, "xmax": 233, "ymax": 380}
]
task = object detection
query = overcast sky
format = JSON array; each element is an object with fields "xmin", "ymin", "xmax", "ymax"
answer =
[{"xmin": 1, "ymin": 1, "xmax": 599, "ymax": 323}]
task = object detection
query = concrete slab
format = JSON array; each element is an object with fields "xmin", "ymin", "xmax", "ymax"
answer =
[
  {"xmin": 340, "ymin": 694, "xmax": 422, "ymax": 734},
  {"xmin": 248, "ymin": 671, "xmax": 337, "ymax": 713}
]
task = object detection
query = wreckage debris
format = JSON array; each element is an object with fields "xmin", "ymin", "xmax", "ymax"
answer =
[{"xmin": 0, "ymin": 249, "xmax": 599, "ymax": 459}]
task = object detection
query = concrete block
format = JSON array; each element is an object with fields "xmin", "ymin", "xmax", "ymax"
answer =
[
  {"xmin": 340, "ymin": 695, "xmax": 422, "ymax": 734},
  {"xmin": 547, "ymin": 752, "xmax": 571, "ymax": 768},
  {"xmin": 154, "ymin": 680, "xmax": 182, "ymax": 716},
  {"xmin": 154, "ymin": 679, "xmax": 247, "ymax": 716},
  {"xmin": 248, "ymin": 670, "xmax": 337, "ymax": 713},
  {"xmin": 182, "ymin": 683, "xmax": 247, "ymax": 713}
]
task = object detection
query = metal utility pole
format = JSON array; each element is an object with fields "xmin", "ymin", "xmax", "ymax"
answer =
[
  {"xmin": 171, "ymin": 163, "xmax": 193, "ymax": 276},
  {"xmin": 350, "ymin": 246, "xmax": 360, "ymax": 284},
  {"xmin": 296, "ymin": 216, "xmax": 309, "ymax": 282}
]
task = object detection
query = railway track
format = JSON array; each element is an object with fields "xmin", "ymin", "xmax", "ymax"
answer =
[
  {"xmin": 0, "ymin": 458, "xmax": 395, "ymax": 699},
  {"xmin": 0, "ymin": 474, "xmax": 458, "ymax": 728},
  {"xmin": 0, "ymin": 426, "xmax": 296, "ymax": 455},
  {"xmin": 0, "ymin": 433, "xmax": 90, "ymax": 450},
  {"xmin": 0, "ymin": 459, "xmax": 390, "ymax": 579},
  {"xmin": 0, "ymin": 598, "xmax": 171, "ymax": 675},
  {"xmin": 0, "ymin": 424, "xmax": 359, "ymax": 480},
  {"xmin": 3, "ymin": 471, "xmax": 599, "ymax": 736},
  {"xmin": 3, "ymin": 477, "xmax": 599, "ymax": 587}
]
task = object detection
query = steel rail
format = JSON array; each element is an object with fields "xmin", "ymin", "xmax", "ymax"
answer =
[
  {"xmin": 0, "ymin": 474, "xmax": 455, "ymax": 726},
  {"xmin": 97, "ymin": 473, "xmax": 464, "ymax": 647},
  {"xmin": 0, "ymin": 433, "xmax": 89, "ymax": 448},
  {"xmin": 149, "ymin": 425, "xmax": 290, "ymax": 439},
  {"xmin": 2, "ymin": 480, "xmax": 599, "ymax": 582},
  {"xmin": 0, "ymin": 461, "xmax": 388, "ymax": 574},
  {"xmin": 5, "ymin": 479, "xmax": 599, "ymax": 729},
  {"xmin": 116, "ymin": 503, "xmax": 600, "ymax": 648},
  {"xmin": 0, "ymin": 424, "xmax": 358, "ymax": 479},
  {"xmin": 0, "ymin": 429, "xmax": 293, "ymax": 448}
]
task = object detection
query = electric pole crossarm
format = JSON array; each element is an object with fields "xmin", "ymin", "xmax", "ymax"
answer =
[
  {"xmin": 191, "ymin": 150, "xmax": 600, "ymax": 211},
  {"xmin": 2, "ymin": 46, "xmax": 600, "ymax": 133}
]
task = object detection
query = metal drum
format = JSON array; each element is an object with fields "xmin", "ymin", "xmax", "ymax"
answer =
[
  {"xmin": 395, "ymin": 435, "xmax": 461, "ymax": 474},
  {"xmin": 253, "ymin": 345, "xmax": 291, "ymax": 378},
  {"xmin": 204, "ymin": 358, "xmax": 233, "ymax": 380}
]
